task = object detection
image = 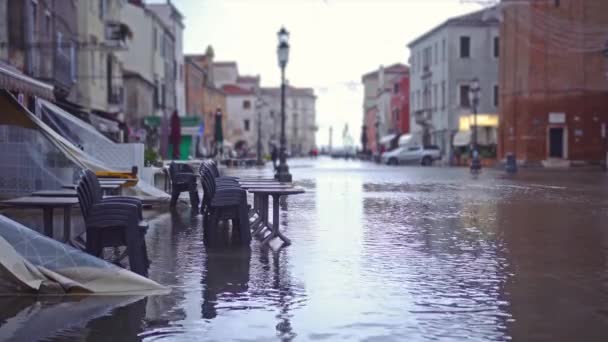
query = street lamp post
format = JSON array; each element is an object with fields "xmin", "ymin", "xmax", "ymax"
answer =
[
  {"xmin": 602, "ymin": 41, "xmax": 608, "ymax": 171},
  {"xmin": 255, "ymin": 94, "xmax": 266, "ymax": 166},
  {"xmin": 275, "ymin": 27, "xmax": 292, "ymax": 182},
  {"xmin": 469, "ymin": 78, "xmax": 481, "ymax": 172}
]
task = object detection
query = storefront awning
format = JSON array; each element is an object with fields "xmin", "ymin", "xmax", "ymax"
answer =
[
  {"xmin": 379, "ymin": 134, "xmax": 397, "ymax": 145},
  {"xmin": 453, "ymin": 130, "xmax": 471, "ymax": 147},
  {"xmin": 0, "ymin": 63, "xmax": 54, "ymax": 100}
]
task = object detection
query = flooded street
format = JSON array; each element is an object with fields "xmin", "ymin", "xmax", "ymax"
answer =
[{"xmin": 3, "ymin": 158, "xmax": 608, "ymax": 341}]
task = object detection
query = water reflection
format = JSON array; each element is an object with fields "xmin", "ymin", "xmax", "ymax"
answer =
[
  {"xmin": 202, "ymin": 247, "xmax": 251, "ymax": 319},
  {"xmin": 0, "ymin": 295, "xmax": 145, "ymax": 341},
  {"xmin": 2, "ymin": 159, "xmax": 608, "ymax": 341}
]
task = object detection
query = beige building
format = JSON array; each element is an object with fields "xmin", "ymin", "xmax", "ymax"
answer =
[{"xmin": 75, "ymin": 0, "xmax": 129, "ymax": 140}]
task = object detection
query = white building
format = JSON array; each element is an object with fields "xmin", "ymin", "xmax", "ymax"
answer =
[
  {"xmin": 407, "ymin": 7, "xmax": 499, "ymax": 160},
  {"xmin": 147, "ymin": 0, "xmax": 186, "ymax": 117},
  {"xmin": 261, "ymin": 86, "xmax": 317, "ymax": 156}
]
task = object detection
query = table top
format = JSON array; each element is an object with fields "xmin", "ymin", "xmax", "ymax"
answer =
[
  {"xmin": 32, "ymin": 190, "xmax": 78, "ymax": 197},
  {"xmin": 246, "ymin": 187, "xmax": 305, "ymax": 195},
  {"xmin": 98, "ymin": 180, "xmax": 128, "ymax": 184},
  {"xmin": 62, "ymin": 183, "xmax": 121, "ymax": 190},
  {"xmin": 2, "ymin": 196, "xmax": 79, "ymax": 207},
  {"xmin": 97, "ymin": 178, "xmax": 137, "ymax": 182},
  {"xmin": 239, "ymin": 184, "xmax": 294, "ymax": 190}
]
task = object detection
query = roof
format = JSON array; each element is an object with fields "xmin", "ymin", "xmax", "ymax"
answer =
[
  {"xmin": 407, "ymin": 6, "xmax": 499, "ymax": 48},
  {"xmin": 213, "ymin": 61, "xmax": 238, "ymax": 68},
  {"xmin": 362, "ymin": 63, "xmax": 409, "ymax": 81},
  {"xmin": 261, "ymin": 86, "xmax": 316, "ymax": 98},
  {"xmin": 221, "ymin": 84, "xmax": 254, "ymax": 96},
  {"xmin": 237, "ymin": 75, "xmax": 260, "ymax": 84}
]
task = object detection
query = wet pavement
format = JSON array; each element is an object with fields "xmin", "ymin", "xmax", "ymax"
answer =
[{"xmin": 2, "ymin": 157, "xmax": 608, "ymax": 341}]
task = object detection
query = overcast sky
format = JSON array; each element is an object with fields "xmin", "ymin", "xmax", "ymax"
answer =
[{"xmin": 161, "ymin": 0, "xmax": 482, "ymax": 147}]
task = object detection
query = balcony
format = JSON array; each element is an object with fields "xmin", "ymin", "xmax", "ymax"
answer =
[
  {"xmin": 108, "ymin": 86, "xmax": 124, "ymax": 105},
  {"xmin": 104, "ymin": 22, "xmax": 132, "ymax": 49}
]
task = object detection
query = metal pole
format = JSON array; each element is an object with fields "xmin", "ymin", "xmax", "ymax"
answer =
[
  {"xmin": 275, "ymin": 65, "xmax": 292, "ymax": 182},
  {"xmin": 257, "ymin": 103, "xmax": 263, "ymax": 165}
]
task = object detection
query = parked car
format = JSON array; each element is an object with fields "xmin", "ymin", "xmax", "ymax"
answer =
[{"xmin": 381, "ymin": 145, "xmax": 441, "ymax": 166}]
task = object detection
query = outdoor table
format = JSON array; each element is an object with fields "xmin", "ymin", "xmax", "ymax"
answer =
[
  {"xmin": 246, "ymin": 187, "xmax": 305, "ymax": 246},
  {"xmin": 238, "ymin": 183, "xmax": 295, "ymax": 228},
  {"xmin": 32, "ymin": 189, "xmax": 78, "ymax": 197},
  {"xmin": 62, "ymin": 183, "xmax": 122, "ymax": 195},
  {"xmin": 0, "ymin": 196, "xmax": 79, "ymax": 241}
]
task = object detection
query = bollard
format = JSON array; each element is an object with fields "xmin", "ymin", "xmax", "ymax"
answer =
[{"xmin": 505, "ymin": 153, "xmax": 518, "ymax": 174}]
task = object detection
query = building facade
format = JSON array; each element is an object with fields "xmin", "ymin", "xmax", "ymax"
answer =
[
  {"xmin": 408, "ymin": 7, "xmax": 499, "ymax": 160},
  {"xmin": 147, "ymin": 1, "xmax": 185, "ymax": 117},
  {"xmin": 391, "ymin": 73, "xmax": 411, "ymax": 136},
  {"xmin": 498, "ymin": 0, "xmax": 608, "ymax": 166},
  {"xmin": 75, "ymin": 0, "xmax": 129, "ymax": 141},
  {"xmin": 185, "ymin": 50, "xmax": 227, "ymax": 156},
  {"xmin": 261, "ymin": 86, "xmax": 317, "ymax": 156},
  {"xmin": 0, "ymin": 0, "xmax": 78, "ymax": 109},
  {"xmin": 361, "ymin": 64, "xmax": 409, "ymax": 153}
]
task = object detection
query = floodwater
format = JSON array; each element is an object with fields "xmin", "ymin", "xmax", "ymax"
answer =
[{"xmin": 2, "ymin": 158, "xmax": 608, "ymax": 341}]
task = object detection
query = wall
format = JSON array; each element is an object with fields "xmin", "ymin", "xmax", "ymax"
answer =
[
  {"xmin": 226, "ymin": 93, "xmax": 256, "ymax": 149},
  {"xmin": 498, "ymin": 0, "xmax": 608, "ymax": 164},
  {"xmin": 147, "ymin": 2, "xmax": 185, "ymax": 116},
  {"xmin": 212, "ymin": 64, "xmax": 238, "ymax": 87}
]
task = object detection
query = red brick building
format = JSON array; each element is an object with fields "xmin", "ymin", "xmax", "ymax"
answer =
[
  {"xmin": 499, "ymin": 0, "xmax": 608, "ymax": 166},
  {"xmin": 390, "ymin": 73, "xmax": 410, "ymax": 135}
]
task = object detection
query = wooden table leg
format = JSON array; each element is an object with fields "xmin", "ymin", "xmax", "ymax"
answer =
[
  {"xmin": 42, "ymin": 207, "xmax": 54, "ymax": 238},
  {"xmin": 63, "ymin": 205, "xmax": 72, "ymax": 242}
]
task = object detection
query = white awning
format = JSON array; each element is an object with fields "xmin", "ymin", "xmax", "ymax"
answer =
[
  {"xmin": 0, "ymin": 62, "xmax": 54, "ymax": 100},
  {"xmin": 453, "ymin": 130, "xmax": 471, "ymax": 147},
  {"xmin": 379, "ymin": 134, "xmax": 397, "ymax": 145},
  {"xmin": 398, "ymin": 134, "xmax": 413, "ymax": 146}
]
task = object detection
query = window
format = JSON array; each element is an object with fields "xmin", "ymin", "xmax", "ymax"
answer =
[
  {"xmin": 460, "ymin": 85, "xmax": 471, "ymax": 107},
  {"xmin": 554, "ymin": 0, "xmax": 560, "ymax": 7},
  {"xmin": 442, "ymin": 39, "xmax": 446, "ymax": 61},
  {"xmin": 244, "ymin": 119, "xmax": 250, "ymax": 131},
  {"xmin": 45, "ymin": 11, "xmax": 51, "ymax": 36},
  {"xmin": 416, "ymin": 90, "xmax": 420, "ymax": 110},
  {"xmin": 70, "ymin": 42, "xmax": 76, "ymax": 81},
  {"xmin": 423, "ymin": 46, "xmax": 431, "ymax": 69},
  {"xmin": 161, "ymin": 83, "xmax": 166, "ymax": 107},
  {"xmin": 460, "ymin": 36, "xmax": 470, "ymax": 58},
  {"xmin": 154, "ymin": 79, "xmax": 159, "ymax": 107},
  {"xmin": 433, "ymin": 84, "xmax": 438, "ymax": 109},
  {"xmin": 153, "ymin": 27, "xmax": 157, "ymax": 50},
  {"xmin": 434, "ymin": 43, "xmax": 438, "ymax": 64},
  {"xmin": 243, "ymin": 100, "xmax": 251, "ymax": 109},
  {"xmin": 393, "ymin": 83, "xmax": 399, "ymax": 94},
  {"xmin": 493, "ymin": 85, "xmax": 499, "ymax": 107},
  {"xmin": 270, "ymin": 110, "xmax": 274, "ymax": 118},
  {"xmin": 98, "ymin": 0, "xmax": 105, "ymax": 20},
  {"xmin": 56, "ymin": 32, "xmax": 63, "ymax": 55},
  {"xmin": 441, "ymin": 81, "xmax": 445, "ymax": 109},
  {"xmin": 494, "ymin": 37, "xmax": 499, "ymax": 58},
  {"xmin": 31, "ymin": 1, "xmax": 38, "ymax": 34}
]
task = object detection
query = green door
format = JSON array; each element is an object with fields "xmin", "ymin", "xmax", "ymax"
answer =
[{"xmin": 168, "ymin": 135, "xmax": 192, "ymax": 160}]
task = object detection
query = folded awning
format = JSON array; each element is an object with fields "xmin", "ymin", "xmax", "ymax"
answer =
[
  {"xmin": 398, "ymin": 134, "xmax": 413, "ymax": 146},
  {"xmin": 89, "ymin": 113, "xmax": 120, "ymax": 133},
  {"xmin": 453, "ymin": 130, "xmax": 471, "ymax": 147},
  {"xmin": 379, "ymin": 134, "xmax": 397, "ymax": 145},
  {"xmin": 0, "ymin": 63, "xmax": 54, "ymax": 100}
]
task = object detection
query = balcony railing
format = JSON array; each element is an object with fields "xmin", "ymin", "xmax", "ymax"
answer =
[{"xmin": 108, "ymin": 86, "xmax": 124, "ymax": 105}]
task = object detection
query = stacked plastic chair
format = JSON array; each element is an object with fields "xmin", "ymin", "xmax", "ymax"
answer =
[{"xmin": 76, "ymin": 170, "xmax": 150, "ymax": 277}]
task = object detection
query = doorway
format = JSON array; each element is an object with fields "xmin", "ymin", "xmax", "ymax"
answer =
[{"xmin": 549, "ymin": 127, "xmax": 564, "ymax": 158}]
